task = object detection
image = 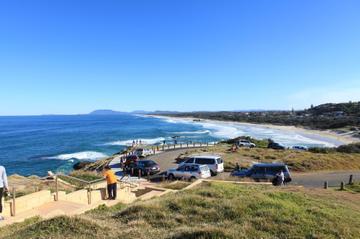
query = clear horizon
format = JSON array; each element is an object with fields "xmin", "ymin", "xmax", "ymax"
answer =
[{"xmin": 1, "ymin": 1, "xmax": 360, "ymax": 116}]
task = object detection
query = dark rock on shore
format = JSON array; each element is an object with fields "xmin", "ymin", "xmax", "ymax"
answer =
[{"xmin": 73, "ymin": 161, "xmax": 92, "ymax": 170}]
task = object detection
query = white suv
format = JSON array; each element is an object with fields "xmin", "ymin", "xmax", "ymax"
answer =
[
  {"xmin": 134, "ymin": 148, "xmax": 153, "ymax": 157},
  {"xmin": 238, "ymin": 140, "xmax": 256, "ymax": 148},
  {"xmin": 167, "ymin": 164, "xmax": 211, "ymax": 180},
  {"xmin": 181, "ymin": 155, "xmax": 224, "ymax": 176}
]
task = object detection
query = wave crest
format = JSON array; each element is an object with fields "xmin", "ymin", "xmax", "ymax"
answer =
[
  {"xmin": 45, "ymin": 151, "xmax": 108, "ymax": 161},
  {"xmin": 106, "ymin": 137, "xmax": 166, "ymax": 146}
]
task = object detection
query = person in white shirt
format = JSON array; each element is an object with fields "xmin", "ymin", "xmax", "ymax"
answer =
[
  {"xmin": 0, "ymin": 165, "xmax": 8, "ymax": 220},
  {"xmin": 278, "ymin": 170, "xmax": 285, "ymax": 185}
]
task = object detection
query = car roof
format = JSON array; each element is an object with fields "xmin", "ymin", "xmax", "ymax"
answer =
[
  {"xmin": 253, "ymin": 163, "xmax": 286, "ymax": 167},
  {"xmin": 138, "ymin": 160, "xmax": 156, "ymax": 163},
  {"xmin": 190, "ymin": 155, "xmax": 221, "ymax": 159}
]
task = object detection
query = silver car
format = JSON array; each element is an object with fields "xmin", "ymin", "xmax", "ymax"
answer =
[{"xmin": 167, "ymin": 164, "xmax": 211, "ymax": 180}]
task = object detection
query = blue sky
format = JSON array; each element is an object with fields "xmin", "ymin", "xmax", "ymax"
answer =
[{"xmin": 0, "ymin": 0, "xmax": 360, "ymax": 115}]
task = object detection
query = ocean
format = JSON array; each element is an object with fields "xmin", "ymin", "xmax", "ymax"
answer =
[{"xmin": 0, "ymin": 114, "xmax": 343, "ymax": 176}]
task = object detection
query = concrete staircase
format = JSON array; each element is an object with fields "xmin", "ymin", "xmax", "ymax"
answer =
[{"xmin": 0, "ymin": 181, "xmax": 142, "ymax": 227}]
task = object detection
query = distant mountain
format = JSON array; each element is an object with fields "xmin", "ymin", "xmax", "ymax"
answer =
[
  {"xmin": 89, "ymin": 110, "xmax": 127, "ymax": 115},
  {"xmin": 131, "ymin": 110, "xmax": 153, "ymax": 114},
  {"xmin": 152, "ymin": 110, "xmax": 180, "ymax": 115}
]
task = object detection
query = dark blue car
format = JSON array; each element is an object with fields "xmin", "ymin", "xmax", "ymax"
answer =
[{"xmin": 231, "ymin": 163, "xmax": 291, "ymax": 182}]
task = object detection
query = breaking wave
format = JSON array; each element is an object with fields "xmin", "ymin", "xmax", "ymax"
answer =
[
  {"xmin": 105, "ymin": 137, "xmax": 166, "ymax": 146},
  {"xmin": 45, "ymin": 151, "xmax": 108, "ymax": 161}
]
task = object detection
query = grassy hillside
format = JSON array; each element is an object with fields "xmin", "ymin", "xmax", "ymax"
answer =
[
  {"xmin": 1, "ymin": 182, "xmax": 360, "ymax": 239},
  {"xmin": 178, "ymin": 144, "xmax": 360, "ymax": 172}
]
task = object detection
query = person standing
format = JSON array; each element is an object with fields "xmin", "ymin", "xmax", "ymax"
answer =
[
  {"xmin": 275, "ymin": 170, "xmax": 285, "ymax": 186},
  {"xmin": 103, "ymin": 166, "xmax": 117, "ymax": 200},
  {"xmin": 0, "ymin": 165, "xmax": 8, "ymax": 220}
]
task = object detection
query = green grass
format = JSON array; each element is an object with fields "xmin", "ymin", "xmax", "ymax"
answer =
[
  {"xmin": 159, "ymin": 181, "xmax": 191, "ymax": 190},
  {"xmin": 345, "ymin": 182, "xmax": 360, "ymax": 193},
  {"xmin": 2, "ymin": 182, "xmax": 360, "ymax": 239},
  {"xmin": 58, "ymin": 171, "xmax": 103, "ymax": 189}
]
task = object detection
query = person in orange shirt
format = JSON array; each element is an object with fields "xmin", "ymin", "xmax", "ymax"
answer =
[{"xmin": 103, "ymin": 166, "xmax": 117, "ymax": 200}]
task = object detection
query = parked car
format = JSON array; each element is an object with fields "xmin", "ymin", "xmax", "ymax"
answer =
[
  {"xmin": 268, "ymin": 141, "xmax": 286, "ymax": 150},
  {"xmin": 237, "ymin": 140, "xmax": 256, "ymax": 148},
  {"xmin": 231, "ymin": 163, "xmax": 292, "ymax": 183},
  {"xmin": 292, "ymin": 145, "xmax": 308, "ymax": 151},
  {"xmin": 167, "ymin": 164, "xmax": 211, "ymax": 180},
  {"xmin": 127, "ymin": 160, "xmax": 160, "ymax": 176},
  {"xmin": 180, "ymin": 155, "xmax": 224, "ymax": 176},
  {"xmin": 124, "ymin": 154, "xmax": 139, "ymax": 167},
  {"xmin": 134, "ymin": 148, "xmax": 153, "ymax": 157}
]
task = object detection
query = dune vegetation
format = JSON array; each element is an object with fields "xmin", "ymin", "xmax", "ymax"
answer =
[{"xmin": 1, "ymin": 181, "xmax": 360, "ymax": 239}]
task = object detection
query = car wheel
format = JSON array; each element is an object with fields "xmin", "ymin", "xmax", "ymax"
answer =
[
  {"xmin": 210, "ymin": 170, "xmax": 217, "ymax": 176},
  {"xmin": 189, "ymin": 176, "xmax": 196, "ymax": 182},
  {"xmin": 168, "ymin": 174, "xmax": 175, "ymax": 181}
]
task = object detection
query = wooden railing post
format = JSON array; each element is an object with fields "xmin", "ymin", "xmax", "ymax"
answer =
[
  {"xmin": 87, "ymin": 184, "xmax": 92, "ymax": 205},
  {"xmin": 324, "ymin": 181, "xmax": 328, "ymax": 189},
  {"xmin": 55, "ymin": 176, "xmax": 59, "ymax": 201},
  {"xmin": 340, "ymin": 181, "xmax": 345, "ymax": 191},
  {"xmin": 11, "ymin": 187, "xmax": 16, "ymax": 216},
  {"xmin": 349, "ymin": 175, "xmax": 353, "ymax": 185}
]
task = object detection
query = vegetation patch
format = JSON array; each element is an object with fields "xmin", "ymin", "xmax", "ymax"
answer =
[
  {"xmin": 58, "ymin": 170, "xmax": 103, "ymax": 189},
  {"xmin": 2, "ymin": 182, "xmax": 360, "ymax": 238},
  {"xmin": 345, "ymin": 182, "xmax": 360, "ymax": 193},
  {"xmin": 159, "ymin": 181, "xmax": 191, "ymax": 190},
  {"xmin": 1, "ymin": 216, "xmax": 109, "ymax": 239}
]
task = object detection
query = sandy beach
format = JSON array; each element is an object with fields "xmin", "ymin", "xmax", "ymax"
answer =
[{"xmin": 150, "ymin": 115, "xmax": 360, "ymax": 146}]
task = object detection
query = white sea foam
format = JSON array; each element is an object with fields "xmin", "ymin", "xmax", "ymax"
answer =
[
  {"xmin": 174, "ymin": 130, "xmax": 211, "ymax": 135},
  {"xmin": 154, "ymin": 115, "xmax": 342, "ymax": 147},
  {"xmin": 46, "ymin": 151, "xmax": 108, "ymax": 161},
  {"xmin": 106, "ymin": 137, "xmax": 166, "ymax": 146}
]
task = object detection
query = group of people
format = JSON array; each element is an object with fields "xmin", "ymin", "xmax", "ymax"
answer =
[{"xmin": 132, "ymin": 139, "xmax": 142, "ymax": 146}]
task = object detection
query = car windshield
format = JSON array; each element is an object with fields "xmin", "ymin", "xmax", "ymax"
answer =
[
  {"xmin": 143, "ymin": 161, "xmax": 156, "ymax": 166},
  {"xmin": 216, "ymin": 158, "xmax": 223, "ymax": 164}
]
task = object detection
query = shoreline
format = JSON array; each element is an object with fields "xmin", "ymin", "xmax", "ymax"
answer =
[{"xmin": 149, "ymin": 115, "xmax": 360, "ymax": 146}]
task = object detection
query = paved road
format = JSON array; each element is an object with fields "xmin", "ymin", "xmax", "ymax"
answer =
[
  {"xmin": 292, "ymin": 171, "xmax": 360, "ymax": 188},
  {"xmin": 146, "ymin": 148, "xmax": 190, "ymax": 171},
  {"xmin": 146, "ymin": 148, "xmax": 360, "ymax": 188}
]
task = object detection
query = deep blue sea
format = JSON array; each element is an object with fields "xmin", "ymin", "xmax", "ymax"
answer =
[{"xmin": 0, "ymin": 114, "xmax": 343, "ymax": 176}]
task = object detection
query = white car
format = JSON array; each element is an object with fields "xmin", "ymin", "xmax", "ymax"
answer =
[
  {"xmin": 134, "ymin": 148, "xmax": 153, "ymax": 157},
  {"xmin": 237, "ymin": 140, "xmax": 256, "ymax": 148},
  {"xmin": 167, "ymin": 164, "xmax": 211, "ymax": 180},
  {"xmin": 181, "ymin": 155, "xmax": 224, "ymax": 176}
]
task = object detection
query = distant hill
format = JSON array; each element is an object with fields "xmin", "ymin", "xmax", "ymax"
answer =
[
  {"xmin": 306, "ymin": 102, "xmax": 360, "ymax": 116},
  {"xmin": 89, "ymin": 110, "xmax": 127, "ymax": 115},
  {"xmin": 155, "ymin": 101, "xmax": 360, "ymax": 130}
]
